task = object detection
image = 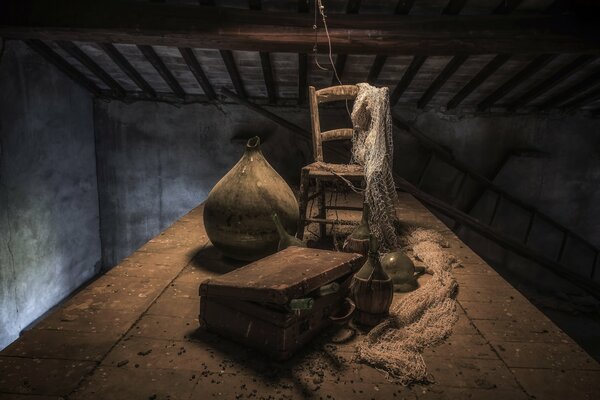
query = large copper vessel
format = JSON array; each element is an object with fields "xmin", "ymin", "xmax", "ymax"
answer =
[{"xmin": 203, "ymin": 137, "xmax": 299, "ymax": 261}]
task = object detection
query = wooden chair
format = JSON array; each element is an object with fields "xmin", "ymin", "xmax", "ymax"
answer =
[{"xmin": 297, "ymin": 85, "xmax": 365, "ymax": 240}]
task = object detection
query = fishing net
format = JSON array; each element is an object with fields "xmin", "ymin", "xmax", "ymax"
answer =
[
  {"xmin": 351, "ymin": 83, "xmax": 399, "ymax": 252},
  {"xmin": 355, "ymin": 227, "xmax": 460, "ymax": 385}
]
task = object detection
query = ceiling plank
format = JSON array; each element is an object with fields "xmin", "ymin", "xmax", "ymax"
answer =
[
  {"xmin": 57, "ymin": 40, "xmax": 125, "ymax": 97},
  {"xmin": 477, "ymin": 54, "xmax": 556, "ymax": 111},
  {"xmin": 137, "ymin": 44, "xmax": 186, "ymax": 99},
  {"xmin": 100, "ymin": 42, "xmax": 156, "ymax": 98},
  {"xmin": 220, "ymin": 49, "xmax": 247, "ymax": 99},
  {"xmin": 390, "ymin": 55, "xmax": 427, "ymax": 106},
  {"xmin": 418, "ymin": 54, "xmax": 468, "ymax": 109},
  {"xmin": 507, "ymin": 54, "xmax": 596, "ymax": 111},
  {"xmin": 493, "ymin": 0, "xmax": 523, "ymax": 14},
  {"xmin": 25, "ymin": 39, "xmax": 102, "ymax": 96},
  {"xmin": 447, "ymin": 54, "xmax": 510, "ymax": 110},
  {"xmin": 178, "ymin": 47, "xmax": 216, "ymax": 100},
  {"xmin": 2, "ymin": 1, "xmax": 599, "ymax": 55},
  {"xmin": 538, "ymin": 67, "xmax": 600, "ymax": 110}
]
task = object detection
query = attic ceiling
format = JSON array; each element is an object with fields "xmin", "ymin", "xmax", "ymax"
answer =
[{"xmin": 1, "ymin": 0, "xmax": 600, "ymax": 116}]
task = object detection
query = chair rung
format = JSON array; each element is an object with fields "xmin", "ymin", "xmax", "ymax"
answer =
[
  {"xmin": 305, "ymin": 217, "xmax": 359, "ymax": 226},
  {"xmin": 324, "ymin": 205, "xmax": 364, "ymax": 211}
]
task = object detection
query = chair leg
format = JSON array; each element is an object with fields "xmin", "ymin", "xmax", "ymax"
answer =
[
  {"xmin": 316, "ymin": 179, "xmax": 327, "ymax": 240},
  {"xmin": 297, "ymin": 169, "xmax": 310, "ymax": 240}
]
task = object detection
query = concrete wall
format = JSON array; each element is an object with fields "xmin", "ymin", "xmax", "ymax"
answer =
[
  {"xmin": 393, "ymin": 110, "xmax": 600, "ymax": 286},
  {"xmin": 0, "ymin": 41, "xmax": 101, "ymax": 349},
  {"xmin": 93, "ymin": 101, "xmax": 320, "ymax": 268}
]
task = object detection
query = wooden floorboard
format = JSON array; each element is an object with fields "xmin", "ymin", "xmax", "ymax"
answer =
[{"xmin": 0, "ymin": 195, "xmax": 598, "ymax": 399}]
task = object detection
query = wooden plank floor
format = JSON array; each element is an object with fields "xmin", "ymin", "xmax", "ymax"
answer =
[{"xmin": 1, "ymin": 193, "xmax": 599, "ymax": 400}]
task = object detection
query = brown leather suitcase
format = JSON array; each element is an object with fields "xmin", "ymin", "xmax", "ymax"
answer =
[{"xmin": 199, "ymin": 247, "xmax": 363, "ymax": 360}]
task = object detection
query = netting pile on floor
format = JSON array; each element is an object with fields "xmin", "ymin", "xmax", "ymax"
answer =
[
  {"xmin": 355, "ymin": 227, "xmax": 460, "ymax": 385},
  {"xmin": 351, "ymin": 83, "xmax": 399, "ymax": 252}
]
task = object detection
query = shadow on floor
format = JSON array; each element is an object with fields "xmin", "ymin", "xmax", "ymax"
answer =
[
  {"xmin": 186, "ymin": 325, "xmax": 356, "ymax": 398},
  {"xmin": 188, "ymin": 244, "xmax": 249, "ymax": 275}
]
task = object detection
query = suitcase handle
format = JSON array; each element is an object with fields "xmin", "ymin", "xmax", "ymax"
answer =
[{"xmin": 329, "ymin": 297, "xmax": 355, "ymax": 325}]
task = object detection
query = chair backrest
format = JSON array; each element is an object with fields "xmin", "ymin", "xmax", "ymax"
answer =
[{"xmin": 309, "ymin": 85, "xmax": 359, "ymax": 162}]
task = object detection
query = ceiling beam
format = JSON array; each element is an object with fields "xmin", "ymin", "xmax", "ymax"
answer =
[
  {"xmin": 259, "ymin": 51, "xmax": 276, "ymax": 104},
  {"xmin": 367, "ymin": 55, "xmax": 387, "ymax": 84},
  {"xmin": 390, "ymin": 55, "xmax": 427, "ymax": 106},
  {"xmin": 507, "ymin": 54, "xmax": 596, "ymax": 111},
  {"xmin": 57, "ymin": 40, "xmax": 125, "ymax": 97},
  {"xmin": 220, "ymin": 49, "xmax": 247, "ymax": 99},
  {"xmin": 137, "ymin": 44, "xmax": 185, "ymax": 99},
  {"xmin": 447, "ymin": 54, "xmax": 510, "ymax": 110},
  {"xmin": 178, "ymin": 47, "xmax": 216, "ymax": 100},
  {"xmin": 100, "ymin": 42, "xmax": 156, "ymax": 98},
  {"xmin": 538, "ymin": 67, "xmax": 600, "ymax": 110},
  {"xmin": 2, "ymin": 1, "xmax": 599, "ymax": 55},
  {"xmin": 25, "ymin": 39, "xmax": 102, "ymax": 96},
  {"xmin": 418, "ymin": 54, "xmax": 468, "ymax": 109},
  {"xmin": 477, "ymin": 54, "xmax": 556, "ymax": 111}
]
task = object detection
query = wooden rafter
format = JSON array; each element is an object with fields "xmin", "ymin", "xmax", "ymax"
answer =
[
  {"xmin": 331, "ymin": 54, "xmax": 347, "ymax": 86},
  {"xmin": 248, "ymin": 0, "xmax": 276, "ymax": 103},
  {"xmin": 297, "ymin": 0, "xmax": 309, "ymax": 105},
  {"xmin": 329, "ymin": 0, "xmax": 361, "ymax": 86},
  {"xmin": 2, "ymin": 1, "xmax": 599, "ymax": 55},
  {"xmin": 57, "ymin": 40, "xmax": 125, "ymax": 97},
  {"xmin": 100, "ymin": 43, "xmax": 156, "ymax": 98},
  {"xmin": 137, "ymin": 44, "xmax": 185, "ymax": 99},
  {"xmin": 259, "ymin": 52, "xmax": 276, "ymax": 104},
  {"xmin": 298, "ymin": 53, "xmax": 308, "ymax": 105},
  {"xmin": 477, "ymin": 54, "xmax": 556, "ymax": 111},
  {"xmin": 178, "ymin": 47, "xmax": 216, "ymax": 100},
  {"xmin": 493, "ymin": 0, "xmax": 523, "ymax": 14},
  {"xmin": 447, "ymin": 54, "xmax": 510, "ymax": 110},
  {"xmin": 507, "ymin": 54, "xmax": 596, "ymax": 111},
  {"xmin": 561, "ymin": 85, "xmax": 600, "ymax": 111},
  {"xmin": 395, "ymin": 0, "xmax": 416, "ymax": 14},
  {"xmin": 442, "ymin": 0, "xmax": 467, "ymax": 15},
  {"xmin": 220, "ymin": 49, "xmax": 246, "ymax": 99},
  {"xmin": 367, "ymin": 55, "xmax": 387, "ymax": 84},
  {"xmin": 418, "ymin": 54, "xmax": 468, "ymax": 109},
  {"xmin": 25, "ymin": 39, "xmax": 102, "ymax": 96},
  {"xmin": 366, "ymin": 0, "xmax": 414, "ymax": 85},
  {"xmin": 390, "ymin": 55, "xmax": 427, "ymax": 106},
  {"xmin": 539, "ymin": 67, "xmax": 600, "ymax": 110}
]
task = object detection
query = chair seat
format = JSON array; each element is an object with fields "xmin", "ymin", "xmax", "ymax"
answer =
[{"xmin": 303, "ymin": 162, "xmax": 364, "ymax": 179}]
